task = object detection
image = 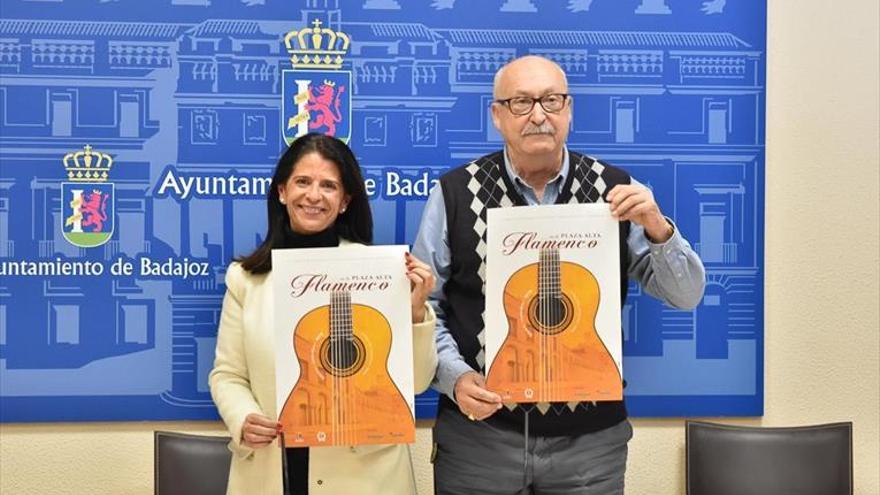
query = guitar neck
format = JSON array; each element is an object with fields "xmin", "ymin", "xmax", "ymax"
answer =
[
  {"xmin": 538, "ymin": 248, "xmax": 561, "ymax": 299},
  {"xmin": 329, "ymin": 290, "xmax": 353, "ymax": 340}
]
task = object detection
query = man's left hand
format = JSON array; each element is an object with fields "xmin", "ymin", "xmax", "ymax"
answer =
[{"xmin": 607, "ymin": 183, "xmax": 673, "ymax": 243}]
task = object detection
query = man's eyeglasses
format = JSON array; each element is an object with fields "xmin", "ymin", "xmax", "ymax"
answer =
[{"xmin": 494, "ymin": 93, "xmax": 570, "ymax": 116}]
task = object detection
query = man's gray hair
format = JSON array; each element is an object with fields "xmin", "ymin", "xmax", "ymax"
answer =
[{"xmin": 492, "ymin": 55, "xmax": 569, "ymax": 99}]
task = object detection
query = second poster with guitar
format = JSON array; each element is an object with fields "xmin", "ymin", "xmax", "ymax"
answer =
[{"xmin": 485, "ymin": 204, "xmax": 623, "ymax": 404}]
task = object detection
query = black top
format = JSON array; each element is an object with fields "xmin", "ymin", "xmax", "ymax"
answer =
[{"xmin": 281, "ymin": 222, "xmax": 340, "ymax": 249}]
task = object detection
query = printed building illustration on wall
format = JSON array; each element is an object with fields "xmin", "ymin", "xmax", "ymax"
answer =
[
  {"xmin": 0, "ymin": 19, "xmax": 201, "ymax": 418},
  {"xmin": 0, "ymin": 0, "xmax": 764, "ymax": 420}
]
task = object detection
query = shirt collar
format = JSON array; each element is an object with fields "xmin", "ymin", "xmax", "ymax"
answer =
[{"xmin": 502, "ymin": 146, "xmax": 569, "ymax": 191}]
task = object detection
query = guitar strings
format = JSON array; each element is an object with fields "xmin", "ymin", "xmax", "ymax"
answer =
[
  {"xmin": 540, "ymin": 249, "xmax": 547, "ymax": 404},
  {"xmin": 543, "ymin": 249, "xmax": 547, "ymax": 403},
  {"xmin": 337, "ymin": 291, "xmax": 342, "ymax": 446},
  {"xmin": 552, "ymin": 249, "xmax": 558, "ymax": 401},
  {"xmin": 347, "ymin": 291, "xmax": 352, "ymax": 446},
  {"xmin": 333, "ymin": 291, "xmax": 342, "ymax": 446},
  {"xmin": 538, "ymin": 248, "xmax": 562, "ymax": 403}
]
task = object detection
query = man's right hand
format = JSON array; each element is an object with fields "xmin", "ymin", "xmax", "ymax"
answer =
[
  {"xmin": 453, "ymin": 371, "xmax": 503, "ymax": 421},
  {"xmin": 241, "ymin": 412, "xmax": 281, "ymax": 449}
]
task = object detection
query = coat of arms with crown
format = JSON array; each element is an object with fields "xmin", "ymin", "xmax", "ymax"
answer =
[
  {"xmin": 282, "ymin": 18, "xmax": 352, "ymax": 144},
  {"xmin": 61, "ymin": 145, "xmax": 115, "ymax": 248}
]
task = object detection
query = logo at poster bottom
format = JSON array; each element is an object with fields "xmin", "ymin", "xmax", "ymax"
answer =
[
  {"xmin": 61, "ymin": 145, "xmax": 115, "ymax": 248},
  {"xmin": 282, "ymin": 70, "xmax": 351, "ymax": 144}
]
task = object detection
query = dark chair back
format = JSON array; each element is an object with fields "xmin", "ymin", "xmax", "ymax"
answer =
[
  {"xmin": 154, "ymin": 431, "xmax": 232, "ymax": 495},
  {"xmin": 686, "ymin": 421, "xmax": 853, "ymax": 495}
]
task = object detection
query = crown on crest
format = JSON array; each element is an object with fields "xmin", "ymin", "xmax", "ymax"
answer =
[
  {"xmin": 63, "ymin": 145, "xmax": 113, "ymax": 182},
  {"xmin": 284, "ymin": 19, "xmax": 350, "ymax": 69}
]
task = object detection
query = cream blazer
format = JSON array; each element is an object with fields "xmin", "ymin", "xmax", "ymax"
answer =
[{"xmin": 209, "ymin": 244, "xmax": 437, "ymax": 495}]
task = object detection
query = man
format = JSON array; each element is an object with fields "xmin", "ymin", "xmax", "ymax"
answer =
[{"xmin": 413, "ymin": 56, "xmax": 706, "ymax": 494}]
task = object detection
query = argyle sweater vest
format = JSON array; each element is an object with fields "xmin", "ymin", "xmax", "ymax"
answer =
[{"xmin": 438, "ymin": 150, "xmax": 631, "ymax": 437}]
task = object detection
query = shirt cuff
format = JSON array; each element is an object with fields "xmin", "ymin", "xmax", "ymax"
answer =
[
  {"xmin": 436, "ymin": 357, "xmax": 475, "ymax": 403},
  {"xmin": 646, "ymin": 217, "xmax": 681, "ymax": 250}
]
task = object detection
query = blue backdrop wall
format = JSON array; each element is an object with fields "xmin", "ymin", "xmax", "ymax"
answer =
[{"xmin": 0, "ymin": 0, "xmax": 766, "ymax": 422}]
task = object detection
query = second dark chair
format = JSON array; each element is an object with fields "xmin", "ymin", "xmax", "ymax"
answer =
[{"xmin": 686, "ymin": 420, "xmax": 853, "ymax": 495}]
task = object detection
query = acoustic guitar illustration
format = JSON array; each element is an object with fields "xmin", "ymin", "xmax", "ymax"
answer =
[
  {"xmin": 486, "ymin": 248, "xmax": 622, "ymax": 403},
  {"xmin": 279, "ymin": 290, "xmax": 414, "ymax": 446}
]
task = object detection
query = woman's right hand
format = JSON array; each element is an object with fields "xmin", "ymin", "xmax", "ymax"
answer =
[{"xmin": 241, "ymin": 412, "xmax": 282, "ymax": 449}]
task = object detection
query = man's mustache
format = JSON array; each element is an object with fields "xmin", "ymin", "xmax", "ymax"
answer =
[{"xmin": 522, "ymin": 122, "xmax": 556, "ymax": 136}]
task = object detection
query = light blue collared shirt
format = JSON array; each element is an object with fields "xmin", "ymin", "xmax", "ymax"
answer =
[{"xmin": 412, "ymin": 147, "xmax": 706, "ymax": 402}]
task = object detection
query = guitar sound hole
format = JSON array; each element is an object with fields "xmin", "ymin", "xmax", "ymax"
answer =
[
  {"xmin": 527, "ymin": 293, "xmax": 574, "ymax": 335},
  {"xmin": 537, "ymin": 297, "xmax": 566, "ymax": 327},
  {"xmin": 319, "ymin": 336, "xmax": 366, "ymax": 377},
  {"xmin": 330, "ymin": 339, "xmax": 358, "ymax": 368}
]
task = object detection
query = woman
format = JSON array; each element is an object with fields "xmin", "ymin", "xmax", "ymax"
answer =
[{"xmin": 210, "ymin": 133, "xmax": 437, "ymax": 495}]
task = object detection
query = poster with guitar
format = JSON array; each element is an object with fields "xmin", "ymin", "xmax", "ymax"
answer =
[
  {"xmin": 272, "ymin": 245, "xmax": 415, "ymax": 447},
  {"xmin": 485, "ymin": 204, "xmax": 623, "ymax": 404}
]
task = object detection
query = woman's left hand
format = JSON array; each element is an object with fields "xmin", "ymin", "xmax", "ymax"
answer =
[{"xmin": 406, "ymin": 252, "xmax": 435, "ymax": 323}]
